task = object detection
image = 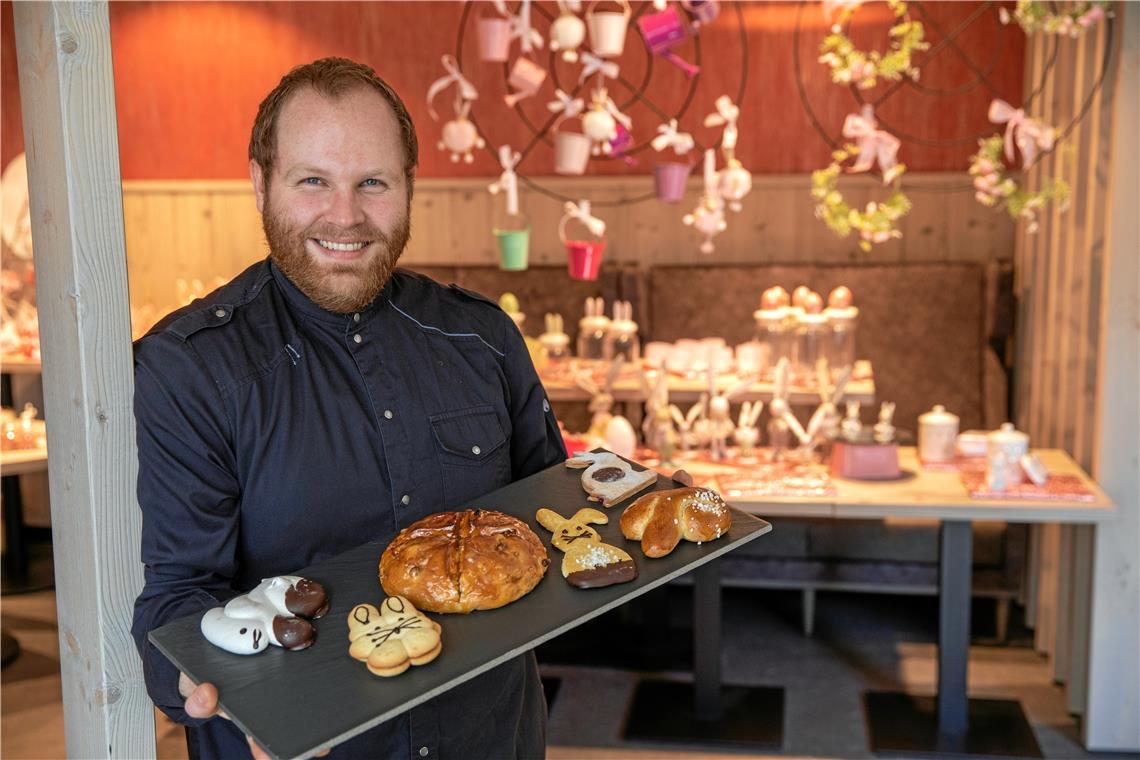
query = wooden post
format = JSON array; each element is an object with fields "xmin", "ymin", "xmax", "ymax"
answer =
[
  {"xmin": 12, "ymin": 3, "xmax": 155, "ymax": 757},
  {"xmin": 1086, "ymin": 5, "xmax": 1140, "ymax": 751}
]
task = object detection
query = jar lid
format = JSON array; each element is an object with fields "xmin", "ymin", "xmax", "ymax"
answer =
[
  {"xmin": 540, "ymin": 333, "xmax": 570, "ymax": 348},
  {"xmin": 579, "ymin": 315, "xmax": 610, "ymax": 331},
  {"xmin": 609, "ymin": 319, "xmax": 638, "ymax": 336},
  {"xmin": 919, "ymin": 404, "xmax": 959, "ymax": 424},
  {"xmin": 753, "ymin": 307, "xmax": 787, "ymax": 323},
  {"xmin": 797, "ymin": 312, "xmax": 829, "ymax": 325},
  {"xmin": 825, "ymin": 306, "xmax": 859, "ymax": 322},
  {"xmin": 989, "ymin": 422, "xmax": 1028, "ymax": 444}
]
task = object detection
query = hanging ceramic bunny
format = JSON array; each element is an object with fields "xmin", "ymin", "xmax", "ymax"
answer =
[
  {"xmin": 427, "ymin": 55, "xmax": 484, "ymax": 163},
  {"xmin": 683, "ymin": 149, "xmax": 727, "ymax": 254},
  {"xmin": 549, "ymin": 0, "xmax": 586, "ymax": 62},
  {"xmin": 703, "ymin": 95, "xmax": 752, "ymax": 212},
  {"xmin": 582, "ymin": 86, "xmax": 632, "ymax": 156}
]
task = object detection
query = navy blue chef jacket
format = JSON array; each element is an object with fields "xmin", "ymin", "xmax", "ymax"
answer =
[{"xmin": 131, "ymin": 259, "xmax": 567, "ymax": 760}]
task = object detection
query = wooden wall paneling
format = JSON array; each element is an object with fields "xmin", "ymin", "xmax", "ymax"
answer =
[
  {"xmin": 13, "ymin": 2, "xmax": 155, "ymax": 755},
  {"xmin": 206, "ymin": 183, "xmax": 265, "ymax": 282}
]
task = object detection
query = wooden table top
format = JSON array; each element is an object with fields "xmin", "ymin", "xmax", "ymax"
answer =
[
  {"xmin": 1, "ymin": 447, "xmax": 49, "ymax": 476},
  {"xmin": 665, "ymin": 447, "xmax": 1116, "ymax": 524}
]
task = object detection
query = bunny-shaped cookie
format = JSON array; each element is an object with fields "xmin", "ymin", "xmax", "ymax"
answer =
[
  {"xmin": 565, "ymin": 450, "xmax": 658, "ymax": 506},
  {"xmin": 535, "ymin": 507, "xmax": 637, "ymax": 588},
  {"xmin": 347, "ymin": 596, "xmax": 442, "ymax": 677}
]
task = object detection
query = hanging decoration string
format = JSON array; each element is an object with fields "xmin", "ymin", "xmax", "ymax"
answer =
[{"xmin": 426, "ymin": 54, "xmax": 478, "ymax": 121}]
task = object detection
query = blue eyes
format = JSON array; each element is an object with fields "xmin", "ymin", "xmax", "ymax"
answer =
[{"xmin": 299, "ymin": 177, "xmax": 386, "ymax": 190}]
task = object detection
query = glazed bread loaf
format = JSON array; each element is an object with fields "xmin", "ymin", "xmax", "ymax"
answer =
[
  {"xmin": 380, "ymin": 510, "xmax": 550, "ymax": 613},
  {"xmin": 619, "ymin": 487, "xmax": 732, "ymax": 558}
]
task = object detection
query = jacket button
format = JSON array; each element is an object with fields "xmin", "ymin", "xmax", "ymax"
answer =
[
  {"xmin": 401, "ymin": 494, "xmax": 410, "ymax": 506},
  {"xmin": 384, "ymin": 410, "xmax": 393, "ymax": 420},
  {"xmin": 471, "ymin": 445, "xmax": 481, "ymax": 456},
  {"xmin": 353, "ymin": 334, "xmax": 363, "ymax": 344},
  {"xmin": 419, "ymin": 748, "xmax": 429, "ymax": 757},
  {"xmin": 353, "ymin": 313, "xmax": 361, "ymax": 322},
  {"xmin": 214, "ymin": 308, "xmax": 226, "ymax": 318}
]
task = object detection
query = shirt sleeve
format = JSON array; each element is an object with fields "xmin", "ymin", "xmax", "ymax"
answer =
[
  {"xmin": 130, "ymin": 331, "xmax": 242, "ymax": 725},
  {"xmin": 500, "ymin": 318, "xmax": 567, "ymax": 480}
]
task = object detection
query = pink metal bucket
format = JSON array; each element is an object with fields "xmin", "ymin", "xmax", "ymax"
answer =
[
  {"xmin": 566, "ymin": 240, "xmax": 606, "ymax": 281},
  {"xmin": 653, "ymin": 161, "xmax": 694, "ymax": 202},
  {"xmin": 478, "ymin": 16, "xmax": 511, "ymax": 62}
]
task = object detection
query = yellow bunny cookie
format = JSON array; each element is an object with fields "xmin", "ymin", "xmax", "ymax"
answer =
[
  {"xmin": 347, "ymin": 596, "xmax": 442, "ymax": 677},
  {"xmin": 535, "ymin": 507, "xmax": 638, "ymax": 589}
]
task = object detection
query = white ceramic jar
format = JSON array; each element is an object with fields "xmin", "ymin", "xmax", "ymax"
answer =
[
  {"xmin": 988, "ymin": 422, "xmax": 1029, "ymax": 487},
  {"xmin": 918, "ymin": 404, "xmax": 959, "ymax": 462}
]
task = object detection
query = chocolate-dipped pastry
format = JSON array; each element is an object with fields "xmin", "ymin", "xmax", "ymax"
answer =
[
  {"xmin": 285, "ymin": 578, "xmax": 329, "ymax": 618},
  {"xmin": 272, "ymin": 616, "xmax": 317, "ymax": 651},
  {"xmin": 536, "ymin": 507, "xmax": 638, "ymax": 589}
]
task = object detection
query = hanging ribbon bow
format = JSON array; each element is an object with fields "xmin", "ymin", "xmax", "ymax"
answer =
[
  {"xmin": 563, "ymin": 199, "xmax": 606, "ymax": 238},
  {"xmin": 651, "ymin": 119, "xmax": 695, "ymax": 154},
  {"xmin": 578, "ymin": 52, "xmax": 620, "ymax": 84},
  {"xmin": 703, "ymin": 95, "xmax": 739, "ymax": 153},
  {"xmin": 494, "ymin": 0, "xmax": 544, "ymax": 53},
  {"xmin": 841, "ymin": 105, "xmax": 900, "ymax": 181},
  {"xmin": 821, "ymin": 0, "xmax": 863, "ymax": 23},
  {"xmin": 988, "ymin": 99, "xmax": 1055, "ymax": 169},
  {"xmin": 488, "ymin": 145, "xmax": 521, "ymax": 216},
  {"xmin": 547, "ymin": 89, "xmax": 585, "ymax": 124},
  {"xmin": 426, "ymin": 55, "xmax": 478, "ymax": 121}
]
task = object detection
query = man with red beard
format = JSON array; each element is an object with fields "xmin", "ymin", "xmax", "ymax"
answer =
[{"xmin": 131, "ymin": 58, "xmax": 565, "ymax": 760}]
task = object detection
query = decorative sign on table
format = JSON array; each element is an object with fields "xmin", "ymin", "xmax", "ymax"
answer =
[{"xmin": 149, "ymin": 454, "xmax": 771, "ymax": 760}]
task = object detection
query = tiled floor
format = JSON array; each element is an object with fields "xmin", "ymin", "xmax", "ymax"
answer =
[{"xmin": 0, "ymin": 585, "xmax": 1109, "ymax": 760}]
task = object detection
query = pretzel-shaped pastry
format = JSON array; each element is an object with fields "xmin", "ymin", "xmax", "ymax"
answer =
[{"xmin": 619, "ymin": 486, "xmax": 732, "ymax": 558}]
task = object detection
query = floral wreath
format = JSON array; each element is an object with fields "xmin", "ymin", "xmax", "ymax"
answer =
[
  {"xmin": 811, "ymin": 106, "xmax": 912, "ymax": 251},
  {"xmin": 818, "ymin": 0, "xmax": 930, "ymax": 90},
  {"xmin": 969, "ymin": 136, "xmax": 1069, "ymax": 235},
  {"xmin": 1000, "ymin": 0, "xmax": 1111, "ymax": 37}
]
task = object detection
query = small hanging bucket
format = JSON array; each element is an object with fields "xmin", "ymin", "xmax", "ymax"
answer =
[
  {"xmin": 477, "ymin": 16, "xmax": 511, "ymax": 62},
  {"xmin": 554, "ymin": 130, "xmax": 592, "ymax": 175},
  {"xmin": 586, "ymin": 0, "xmax": 632, "ymax": 58},
  {"xmin": 653, "ymin": 161, "xmax": 694, "ymax": 203}
]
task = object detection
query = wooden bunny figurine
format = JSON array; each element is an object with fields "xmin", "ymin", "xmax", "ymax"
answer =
[
  {"xmin": 841, "ymin": 400, "xmax": 863, "ymax": 440},
  {"xmin": 767, "ymin": 358, "xmax": 808, "ymax": 460},
  {"xmin": 874, "ymin": 401, "xmax": 897, "ymax": 443},
  {"xmin": 801, "ymin": 359, "xmax": 852, "ymax": 455},
  {"xmin": 703, "ymin": 366, "xmax": 757, "ymax": 460},
  {"xmin": 733, "ymin": 400, "xmax": 765, "ymax": 461},
  {"xmin": 669, "ymin": 397, "xmax": 706, "ymax": 457},
  {"xmin": 575, "ymin": 357, "xmax": 636, "ymax": 458}
]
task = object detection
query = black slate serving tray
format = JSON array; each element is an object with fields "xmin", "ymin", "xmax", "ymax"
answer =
[{"xmin": 150, "ymin": 453, "xmax": 772, "ymax": 760}]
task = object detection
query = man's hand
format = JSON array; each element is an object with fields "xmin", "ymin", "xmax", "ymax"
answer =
[{"xmin": 178, "ymin": 672, "xmax": 325, "ymax": 759}]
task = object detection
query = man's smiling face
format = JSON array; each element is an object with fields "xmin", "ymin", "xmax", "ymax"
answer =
[{"xmin": 252, "ymin": 84, "xmax": 411, "ymax": 313}]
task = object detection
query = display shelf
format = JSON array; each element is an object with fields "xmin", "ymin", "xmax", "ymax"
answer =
[
  {"xmin": 1, "ymin": 448, "xmax": 49, "ymax": 476},
  {"xmin": 542, "ymin": 360, "xmax": 875, "ymax": 405},
  {"xmin": 0, "ymin": 358, "xmax": 42, "ymax": 375}
]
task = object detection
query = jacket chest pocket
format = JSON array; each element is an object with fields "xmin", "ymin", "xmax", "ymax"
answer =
[{"xmin": 429, "ymin": 405, "xmax": 510, "ymax": 508}]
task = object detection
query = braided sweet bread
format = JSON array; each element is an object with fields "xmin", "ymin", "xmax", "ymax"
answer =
[{"xmin": 619, "ymin": 487, "xmax": 732, "ymax": 558}]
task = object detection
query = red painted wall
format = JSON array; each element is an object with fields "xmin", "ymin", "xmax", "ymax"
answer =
[{"xmin": 2, "ymin": 1, "xmax": 1023, "ymax": 179}]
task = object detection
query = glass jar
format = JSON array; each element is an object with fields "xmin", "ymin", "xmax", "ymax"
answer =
[
  {"xmin": 752, "ymin": 306, "xmax": 790, "ymax": 378},
  {"xmin": 794, "ymin": 311, "xmax": 830, "ymax": 385},
  {"xmin": 825, "ymin": 305, "xmax": 859, "ymax": 376},
  {"xmin": 540, "ymin": 333, "xmax": 571, "ymax": 363},
  {"xmin": 605, "ymin": 322, "xmax": 640, "ymax": 363},
  {"xmin": 577, "ymin": 314, "xmax": 611, "ymax": 360}
]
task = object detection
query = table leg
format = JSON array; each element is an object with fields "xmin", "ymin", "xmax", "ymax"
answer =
[
  {"xmin": 693, "ymin": 558, "xmax": 722, "ymax": 720},
  {"xmin": 937, "ymin": 519, "xmax": 972, "ymax": 752},
  {"xmin": 2, "ymin": 474, "xmax": 29, "ymax": 586},
  {"xmin": 864, "ymin": 519, "xmax": 1042, "ymax": 757}
]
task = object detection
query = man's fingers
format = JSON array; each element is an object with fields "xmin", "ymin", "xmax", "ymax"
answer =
[
  {"xmin": 247, "ymin": 735, "xmax": 273, "ymax": 760},
  {"xmin": 184, "ymin": 681, "xmax": 228, "ymax": 720}
]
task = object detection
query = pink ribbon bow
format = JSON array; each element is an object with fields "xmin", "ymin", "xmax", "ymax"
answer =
[
  {"xmin": 578, "ymin": 52, "xmax": 620, "ymax": 84},
  {"xmin": 651, "ymin": 119, "xmax": 695, "ymax": 154},
  {"xmin": 546, "ymin": 89, "xmax": 585, "ymax": 126},
  {"xmin": 988, "ymin": 99, "xmax": 1055, "ymax": 169},
  {"xmin": 426, "ymin": 55, "xmax": 478, "ymax": 121},
  {"xmin": 703, "ymin": 95, "xmax": 739, "ymax": 153},
  {"xmin": 841, "ymin": 105, "xmax": 900, "ymax": 180},
  {"xmin": 561, "ymin": 199, "xmax": 606, "ymax": 238},
  {"xmin": 487, "ymin": 145, "xmax": 521, "ymax": 216}
]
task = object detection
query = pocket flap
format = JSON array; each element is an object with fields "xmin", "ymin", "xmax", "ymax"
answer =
[{"xmin": 430, "ymin": 406, "xmax": 507, "ymax": 462}]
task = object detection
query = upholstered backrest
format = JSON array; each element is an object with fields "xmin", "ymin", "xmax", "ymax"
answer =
[
  {"xmin": 641, "ymin": 263, "xmax": 989, "ymax": 431},
  {"xmin": 401, "ymin": 264, "xmax": 626, "ymax": 348}
]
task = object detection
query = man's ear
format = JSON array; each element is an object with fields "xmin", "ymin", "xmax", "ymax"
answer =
[{"xmin": 250, "ymin": 159, "xmax": 266, "ymax": 214}]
